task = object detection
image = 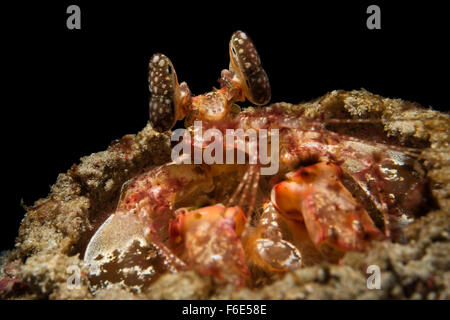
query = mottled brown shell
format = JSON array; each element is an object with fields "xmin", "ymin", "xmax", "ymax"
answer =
[
  {"xmin": 229, "ymin": 31, "xmax": 271, "ymax": 105},
  {"xmin": 149, "ymin": 53, "xmax": 177, "ymax": 132}
]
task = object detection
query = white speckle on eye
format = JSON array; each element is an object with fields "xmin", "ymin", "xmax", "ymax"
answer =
[
  {"xmin": 166, "ymin": 76, "xmax": 170, "ymax": 81},
  {"xmin": 165, "ymin": 99, "xmax": 171, "ymax": 104},
  {"xmin": 352, "ymin": 220, "xmax": 362, "ymax": 232},
  {"xmin": 154, "ymin": 76, "xmax": 159, "ymax": 83},
  {"xmin": 158, "ymin": 59, "xmax": 166, "ymax": 67},
  {"xmin": 152, "ymin": 55, "xmax": 160, "ymax": 63},
  {"xmin": 245, "ymin": 62, "xmax": 251, "ymax": 69},
  {"xmin": 241, "ymin": 32, "xmax": 248, "ymax": 39},
  {"xmin": 164, "ymin": 90, "xmax": 168, "ymax": 95},
  {"xmin": 239, "ymin": 48, "xmax": 244, "ymax": 54},
  {"xmin": 160, "ymin": 97, "xmax": 164, "ymax": 102}
]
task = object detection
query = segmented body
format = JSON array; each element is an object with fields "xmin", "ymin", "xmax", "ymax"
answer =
[
  {"xmin": 88, "ymin": 105, "xmax": 430, "ymax": 286},
  {"xmin": 84, "ymin": 31, "xmax": 442, "ymax": 289}
]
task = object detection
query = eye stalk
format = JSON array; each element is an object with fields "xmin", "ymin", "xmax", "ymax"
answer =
[
  {"xmin": 148, "ymin": 53, "xmax": 183, "ymax": 132},
  {"xmin": 148, "ymin": 31, "xmax": 271, "ymax": 133},
  {"xmin": 229, "ymin": 31, "xmax": 271, "ymax": 106}
]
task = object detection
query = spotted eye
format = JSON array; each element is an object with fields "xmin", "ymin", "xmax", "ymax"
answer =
[
  {"xmin": 229, "ymin": 31, "xmax": 271, "ymax": 105},
  {"xmin": 149, "ymin": 53, "xmax": 178, "ymax": 132}
]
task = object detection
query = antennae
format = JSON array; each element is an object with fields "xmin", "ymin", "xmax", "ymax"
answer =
[{"xmin": 229, "ymin": 31, "xmax": 271, "ymax": 106}]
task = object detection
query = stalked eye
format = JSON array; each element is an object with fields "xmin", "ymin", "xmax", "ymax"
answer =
[
  {"xmin": 149, "ymin": 96, "xmax": 176, "ymax": 133},
  {"xmin": 148, "ymin": 53, "xmax": 178, "ymax": 132},
  {"xmin": 229, "ymin": 31, "xmax": 271, "ymax": 106}
]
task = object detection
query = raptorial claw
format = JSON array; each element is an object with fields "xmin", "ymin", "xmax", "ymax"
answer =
[
  {"xmin": 83, "ymin": 163, "xmax": 214, "ymax": 288},
  {"xmin": 169, "ymin": 204, "xmax": 250, "ymax": 285},
  {"xmin": 78, "ymin": 31, "xmax": 432, "ymax": 293},
  {"xmin": 271, "ymin": 162, "xmax": 385, "ymax": 252}
]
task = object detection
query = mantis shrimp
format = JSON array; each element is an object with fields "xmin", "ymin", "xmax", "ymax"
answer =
[{"xmin": 84, "ymin": 31, "xmax": 438, "ymax": 290}]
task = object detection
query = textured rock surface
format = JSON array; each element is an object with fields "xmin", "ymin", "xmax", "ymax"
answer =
[{"xmin": 1, "ymin": 90, "xmax": 448, "ymax": 299}]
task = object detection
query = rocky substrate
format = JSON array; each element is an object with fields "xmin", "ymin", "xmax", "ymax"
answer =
[{"xmin": 1, "ymin": 90, "xmax": 448, "ymax": 299}]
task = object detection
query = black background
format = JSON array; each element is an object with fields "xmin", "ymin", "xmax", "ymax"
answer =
[
  {"xmin": 2, "ymin": 1, "xmax": 449, "ymax": 252},
  {"xmin": 1, "ymin": 300, "xmax": 446, "ymax": 318}
]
